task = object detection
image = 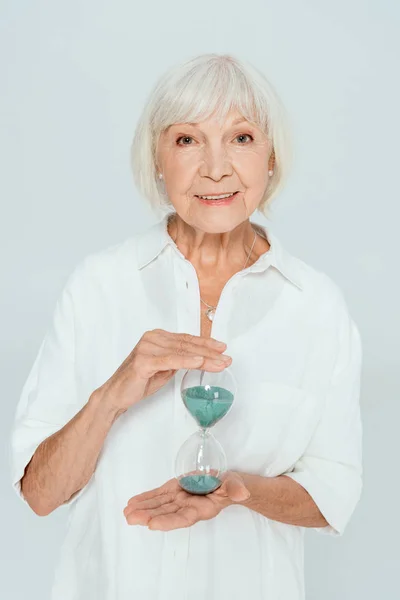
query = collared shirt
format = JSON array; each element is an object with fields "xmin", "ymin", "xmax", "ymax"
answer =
[{"xmin": 9, "ymin": 212, "xmax": 363, "ymax": 600}]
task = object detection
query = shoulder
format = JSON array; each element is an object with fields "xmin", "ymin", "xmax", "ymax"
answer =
[
  {"xmin": 295, "ymin": 255, "xmax": 346, "ymax": 304},
  {"xmin": 61, "ymin": 235, "xmax": 139, "ymax": 304},
  {"xmin": 70, "ymin": 236, "xmax": 138, "ymax": 282},
  {"xmin": 285, "ymin": 253, "xmax": 363, "ymax": 363},
  {"xmin": 282, "ymin": 247, "xmax": 358, "ymax": 330},
  {"xmin": 265, "ymin": 227, "xmax": 347, "ymax": 313}
]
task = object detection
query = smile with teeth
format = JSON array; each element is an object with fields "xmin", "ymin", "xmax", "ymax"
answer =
[{"xmin": 196, "ymin": 192, "xmax": 238, "ymax": 200}]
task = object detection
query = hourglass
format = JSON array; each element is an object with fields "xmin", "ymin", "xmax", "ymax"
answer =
[{"xmin": 175, "ymin": 367, "xmax": 237, "ymax": 495}]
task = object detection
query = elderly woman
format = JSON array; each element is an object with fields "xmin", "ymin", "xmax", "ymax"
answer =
[{"xmin": 10, "ymin": 53, "xmax": 362, "ymax": 600}]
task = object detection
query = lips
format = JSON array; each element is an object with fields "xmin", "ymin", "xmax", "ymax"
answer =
[
  {"xmin": 195, "ymin": 191, "xmax": 239, "ymax": 199},
  {"xmin": 196, "ymin": 191, "xmax": 240, "ymax": 206}
]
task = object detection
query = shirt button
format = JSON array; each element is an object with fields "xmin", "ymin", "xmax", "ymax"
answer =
[{"xmin": 186, "ymin": 281, "xmax": 188, "ymax": 288}]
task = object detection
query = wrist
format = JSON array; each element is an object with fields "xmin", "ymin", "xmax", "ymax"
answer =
[{"xmin": 89, "ymin": 387, "xmax": 127, "ymax": 422}]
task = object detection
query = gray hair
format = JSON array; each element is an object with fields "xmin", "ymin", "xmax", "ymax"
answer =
[{"xmin": 130, "ymin": 53, "xmax": 292, "ymax": 217}]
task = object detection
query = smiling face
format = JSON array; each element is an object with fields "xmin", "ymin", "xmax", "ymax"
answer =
[{"xmin": 156, "ymin": 108, "xmax": 274, "ymax": 232}]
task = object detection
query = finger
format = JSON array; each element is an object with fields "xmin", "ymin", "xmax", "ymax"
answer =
[
  {"xmin": 136, "ymin": 339, "xmax": 171, "ymax": 355},
  {"xmin": 140, "ymin": 354, "xmax": 200, "ymax": 374},
  {"xmin": 148, "ymin": 506, "xmax": 198, "ymax": 531},
  {"xmin": 127, "ymin": 489, "xmax": 174, "ymax": 506},
  {"xmin": 153, "ymin": 330, "xmax": 227, "ymax": 351},
  {"xmin": 215, "ymin": 475, "xmax": 251, "ymax": 503},
  {"xmin": 140, "ymin": 339, "xmax": 231, "ymax": 366},
  {"xmin": 135, "ymin": 351, "xmax": 231, "ymax": 378},
  {"xmin": 127, "ymin": 477, "xmax": 179, "ymax": 504},
  {"xmin": 127, "ymin": 495, "xmax": 171, "ymax": 510},
  {"xmin": 150, "ymin": 354, "xmax": 207, "ymax": 372},
  {"xmin": 126, "ymin": 501, "xmax": 179, "ymax": 524},
  {"xmin": 127, "ymin": 488, "xmax": 162, "ymax": 503},
  {"xmin": 170, "ymin": 335, "xmax": 229, "ymax": 361}
]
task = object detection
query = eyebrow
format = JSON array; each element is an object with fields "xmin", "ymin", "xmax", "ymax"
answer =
[
  {"xmin": 168, "ymin": 117, "xmax": 249, "ymax": 131},
  {"xmin": 189, "ymin": 117, "xmax": 248, "ymax": 127}
]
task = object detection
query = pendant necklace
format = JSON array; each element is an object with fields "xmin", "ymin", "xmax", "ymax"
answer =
[{"xmin": 200, "ymin": 228, "xmax": 257, "ymax": 321}]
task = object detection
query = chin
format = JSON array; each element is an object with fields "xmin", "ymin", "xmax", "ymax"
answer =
[{"xmin": 196, "ymin": 215, "xmax": 248, "ymax": 233}]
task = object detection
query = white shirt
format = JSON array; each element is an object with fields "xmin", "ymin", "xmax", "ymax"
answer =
[{"xmin": 9, "ymin": 212, "xmax": 363, "ymax": 600}]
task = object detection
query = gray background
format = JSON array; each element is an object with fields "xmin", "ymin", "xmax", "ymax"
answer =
[{"xmin": 1, "ymin": 1, "xmax": 399, "ymax": 598}]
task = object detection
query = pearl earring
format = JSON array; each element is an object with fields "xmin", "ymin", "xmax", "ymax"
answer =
[
  {"xmin": 158, "ymin": 173, "xmax": 163, "ymax": 179},
  {"xmin": 268, "ymin": 170, "xmax": 274, "ymax": 176}
]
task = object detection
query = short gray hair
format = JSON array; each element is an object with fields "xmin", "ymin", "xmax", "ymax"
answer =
[{"xmin": 130, "ymin": 53, "xmax": 292, "ymax": 217}]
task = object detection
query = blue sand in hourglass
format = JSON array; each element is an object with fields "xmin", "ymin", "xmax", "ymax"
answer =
[
  {"xmin": 179, "ymin": 474, "xmax": 222, "ymax": 495},
  {"xmin": 179, "ymin": 385, "xmax": 234, "ymax": 494},
  {"xmin": 182, "ymin": 385, "xmax": 234, "ymax": 428}
]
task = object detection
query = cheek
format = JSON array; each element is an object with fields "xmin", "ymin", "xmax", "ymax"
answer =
[
  {"xmin": 231, "ymin": 143, "xmax": 269, "ymax": 168},
  {"xmin": 233, "ymin": 154, "xmax": 269, "ymax": 190},
  {"xmin": 164, "ymin": 155, "xmax": 198, "ymax": 190},
  {"xmin": 160, "ymin": 140, "xmax": 198, "ymax": 170}
]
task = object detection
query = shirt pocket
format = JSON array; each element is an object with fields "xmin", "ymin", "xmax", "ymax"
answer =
[{"xmin": 218, "ymin": 379, "xmax": 321, "ymax": 476}]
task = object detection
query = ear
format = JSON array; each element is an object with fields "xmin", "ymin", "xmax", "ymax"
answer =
[{"xmin": 269, "ymin": 147, "xmax": 275, "ymax": 168}]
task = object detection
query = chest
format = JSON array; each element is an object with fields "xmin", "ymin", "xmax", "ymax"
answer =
[
  {"xmin": 197, "ymin": 269, "xmax": 234, "ymax": 339},
  {"xmin": 200, "ymin": 308, "xmax": 213, "ymax": 338},
  {"xmin": 90, "ymin": 270, "xmax": 329, "ymax": 490}
]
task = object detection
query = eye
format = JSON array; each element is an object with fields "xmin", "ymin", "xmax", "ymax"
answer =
[
  {"xmin": 235, "ymin": 133, "xmax": 254, "ymax": 144},
  {"xmin": 176, "ymin": 136, "xmax": 194, "ymax": 145}
]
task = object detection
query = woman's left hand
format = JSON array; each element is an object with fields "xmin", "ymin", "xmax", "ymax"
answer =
[{"xmin": 123, "ymin": 471, "xmax": 250, "ymax": 531}]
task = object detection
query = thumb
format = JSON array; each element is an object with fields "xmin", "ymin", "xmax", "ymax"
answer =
[
  {"xmin": 215, "ymin": 473, "xmax": 251, "ymax": 503},
  {"xmin": 148, "ymin": 369, "xmax": 177, "ymax": 395}
]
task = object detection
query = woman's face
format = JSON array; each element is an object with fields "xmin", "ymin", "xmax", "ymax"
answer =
[{"xmin": 156, "ymin": 108, "xmax": 273, "ymax": 232}]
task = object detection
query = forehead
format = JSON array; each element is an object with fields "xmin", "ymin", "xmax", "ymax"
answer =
[{"xmin": 164, "ymin": 110, "xmax": 254, "ymax": 134}]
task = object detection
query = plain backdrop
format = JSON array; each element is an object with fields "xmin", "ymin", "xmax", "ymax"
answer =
[{"xmin": 1, "ymin": 1, "xmax": 399, "ymax": 598}]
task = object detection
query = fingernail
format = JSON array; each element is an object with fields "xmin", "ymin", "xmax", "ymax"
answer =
[{"xmin": 222, "ymin": 355, "xmax": 232, "ymax": 362}]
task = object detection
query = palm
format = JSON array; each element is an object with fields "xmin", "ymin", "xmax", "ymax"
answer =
[{"xmin": 123, "ymin": 472, "xmax": 250, "ymax": 531}]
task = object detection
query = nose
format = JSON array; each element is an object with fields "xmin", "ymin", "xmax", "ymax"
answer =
[{"xmin": 199, "ymin": 143, "xmax": 233, "ymax": 181}]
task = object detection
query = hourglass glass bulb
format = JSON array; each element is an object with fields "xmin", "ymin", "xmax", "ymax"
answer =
[
  {"xmin": 175, "ymin": 366, "xmax": 237, "ymax": 495},
  {"xmin": 175, "ymin": 429, "xmax": 227, "ymax": 494}
]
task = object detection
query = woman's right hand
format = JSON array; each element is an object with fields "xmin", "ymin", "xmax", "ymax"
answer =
[{"xmin": 94, "ymin": 329, "xmax": 232, "ymax": 414}]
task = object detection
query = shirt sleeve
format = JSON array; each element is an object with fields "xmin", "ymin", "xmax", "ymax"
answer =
[
  {"xmin": 284, "ymin": 294, "xmax": 363, "ymax": 537},
  {"xmin": 8, "ymin": 260, "xmax": 91, "ymax": 511}
]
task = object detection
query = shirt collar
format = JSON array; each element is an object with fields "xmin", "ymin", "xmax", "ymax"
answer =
[{"xmin": 136, "ymin": 212, "xmax": 303, "ymax": 290}]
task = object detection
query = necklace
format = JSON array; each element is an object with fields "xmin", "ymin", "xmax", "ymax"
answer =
[
  {"xmin": 200, "ymin": 228, "xmax": 258, "ymax": 321},
  {"xmin": 168, "ymin": 215, "xmax": 258, "ymax": 322}
]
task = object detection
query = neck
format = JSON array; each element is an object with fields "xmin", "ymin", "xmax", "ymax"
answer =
[{"xmin": 167, "ymin": 212, "xmax": 267, "ymax": 272}]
